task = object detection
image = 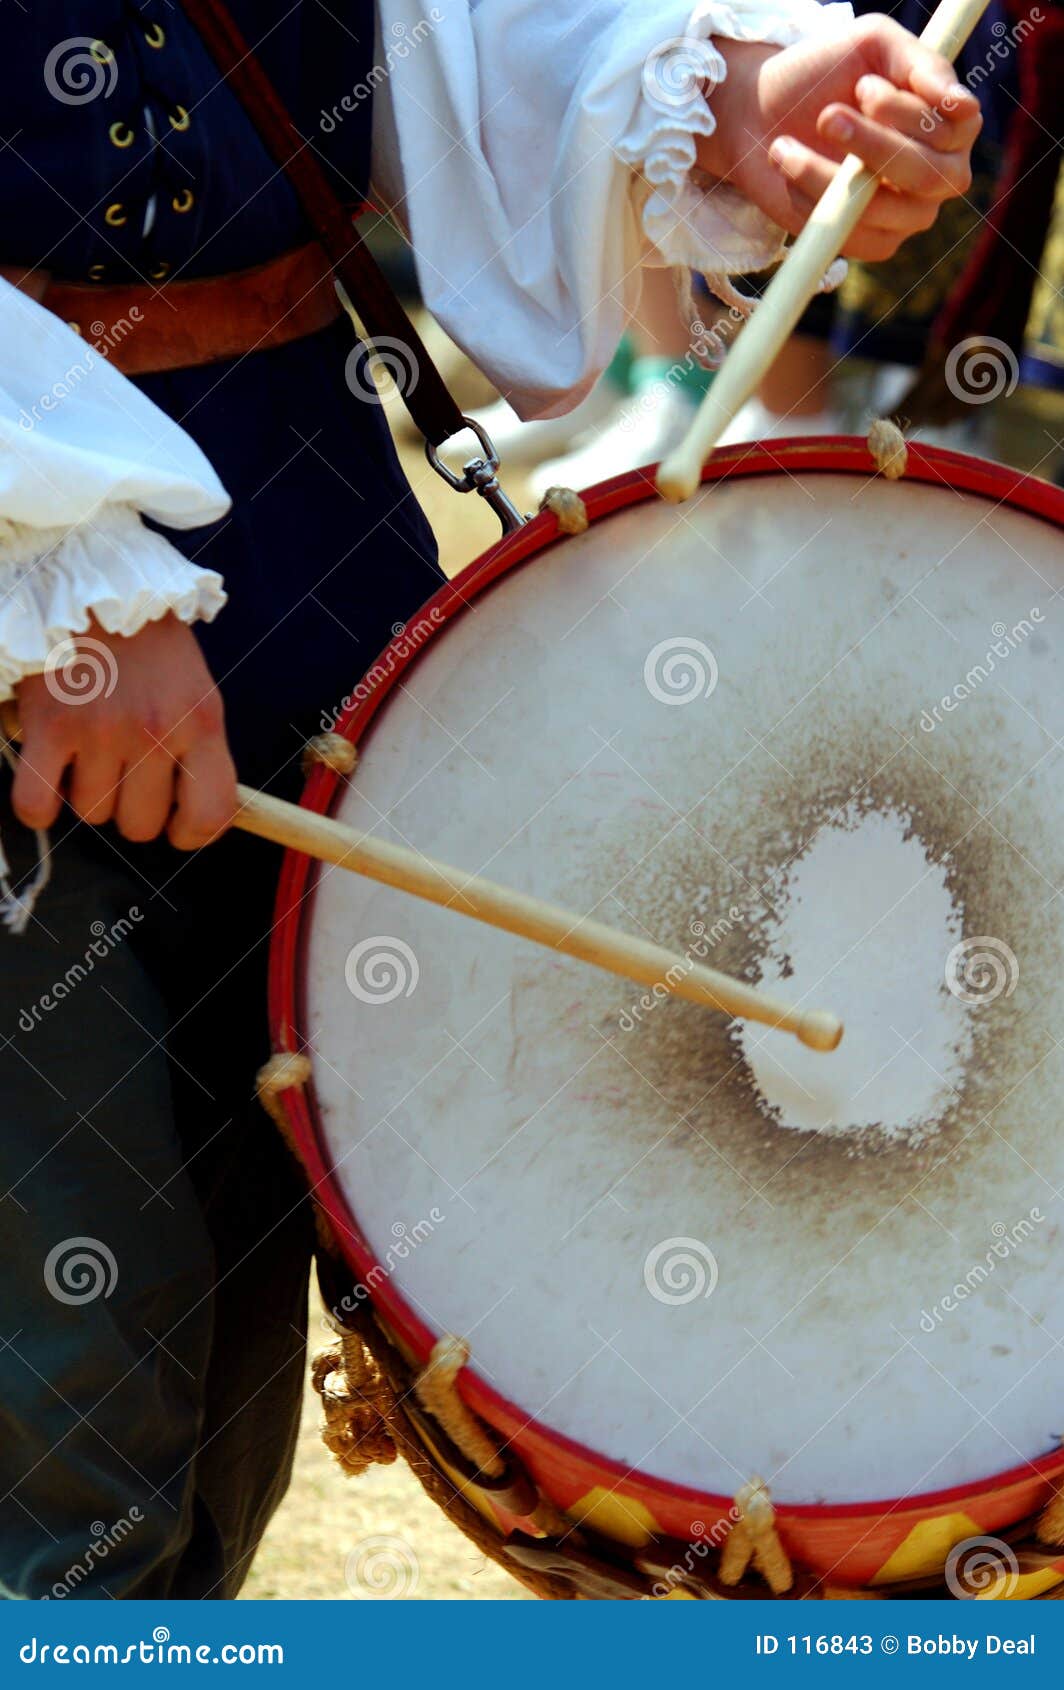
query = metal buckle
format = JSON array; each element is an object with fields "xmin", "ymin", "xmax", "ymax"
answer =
[{"xmin": 426, "ymin": 416, "xmax": 526, "ymax": 535}]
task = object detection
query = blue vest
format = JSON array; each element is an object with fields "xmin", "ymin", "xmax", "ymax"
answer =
[
  {"xmin": 3, "ymin": 4, "xmax": 443, "ymax": 788},
  {"xmin": 2, "ymin": 2, "xmax": 376, "ymax": 278}
]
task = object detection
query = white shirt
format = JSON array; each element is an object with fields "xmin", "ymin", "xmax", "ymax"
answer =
[{"xmin": 0, "ymin": 0, "xmax": 851, "ymax": 699}]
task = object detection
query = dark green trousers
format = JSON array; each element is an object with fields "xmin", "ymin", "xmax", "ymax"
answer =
[{"xmin": 0, "ymin": 789, "xmax": 313, "ymax": 1598}]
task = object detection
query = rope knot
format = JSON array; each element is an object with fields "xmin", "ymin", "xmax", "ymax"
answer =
[{"xmin": 313, "ymin": 1331, "xmax": 398, "ymax": 1478}]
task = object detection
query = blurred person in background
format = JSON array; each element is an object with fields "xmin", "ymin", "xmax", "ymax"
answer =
[{"xmin": 721, "ymin": 0, "xmax": 1064, "ymax": 477}]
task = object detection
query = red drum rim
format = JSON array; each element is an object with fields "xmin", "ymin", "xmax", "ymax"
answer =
[{"xmin": 269, "ymin": 439, "xmax": 1064, "ymax": 1525}]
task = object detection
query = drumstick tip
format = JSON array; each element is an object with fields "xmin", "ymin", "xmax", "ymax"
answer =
[
  {"xmin": 656, "ymin": 454, "xmax": 699, "ymax": 504},
  {"xmin": 797, "ymin": 1011, "xmax": 844, "ymax": 1052}
]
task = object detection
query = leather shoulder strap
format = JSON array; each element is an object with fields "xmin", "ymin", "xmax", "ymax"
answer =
[{"xmin": 179, "ymin": 0, "xmax": 466, "ymax": 446}]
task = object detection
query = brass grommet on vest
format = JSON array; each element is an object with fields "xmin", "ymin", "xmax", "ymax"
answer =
[
  {"xmin": 144, "ymin": 22, "xmax": 166, "ymax": 48},
  {"xmin": 171, "ymin": 188, "xmax": 195, "ymax": 214},
  {"xmin": 87, "ymin": 264, "xmax": 107, "ymax": 282},
  {"xmin": 90, "ymin": 40, "xmax": 113, "ymax": 64},
  {"xmin": 149, "ymin": 261, "xmax": 171, "ymax": 281},
  {"xmin": 169, "ymin": 104, "xmax": 191, "ymax": 132},
  {"xmin": 108, "ymin": 120, "xmax": 134, "ymax": 149},
  {"xmin": 104, "ymin": 203, "xmax": 128, "ymax": 228}
]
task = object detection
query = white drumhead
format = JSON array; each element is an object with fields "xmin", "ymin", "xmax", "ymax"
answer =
[{"xmin": 306, "ymin": 468, "xmax": 1064, "ymax": 1504}]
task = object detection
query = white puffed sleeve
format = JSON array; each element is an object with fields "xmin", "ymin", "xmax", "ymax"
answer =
[
  {"xmin": 372, "ymin": 0, "xmax": 853, "ymax": 419},
  {"xmin": 0, "ymin": 279, "xmax": 231, "ymax": 702}
]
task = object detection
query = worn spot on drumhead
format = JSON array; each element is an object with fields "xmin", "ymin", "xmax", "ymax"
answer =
[{"xmin": 572, "ymin": 698, "xmax": 1063, "ymax": 1227}]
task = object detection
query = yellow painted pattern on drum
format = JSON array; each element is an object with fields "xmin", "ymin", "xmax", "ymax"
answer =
[
  {"xmin": 978, "ymin": 1568, "xmax": 1064, "ymax": 1601},
  {"xmin": 415, "ymin": 1420, "xmax": 509, "ymax": 1534},
  {"xmin": 567, "ymin": 1487, "xmax": 660, "ymax": 1547},
  {"xmin": 871, "ymin": 1513, "xmax": 981, "ymax": 1583}
]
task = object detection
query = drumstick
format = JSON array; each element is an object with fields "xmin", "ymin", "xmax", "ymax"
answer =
[
  {"xmin": 234, "ymin": 783, "xmax": 841, "ymax": 1050},
  {"xmin": 656, "ymin": 0, "xmax": 992, "ymax": 503},
  {"xmin": 0, "ymin": 724, "xmax": 842, "ymax": 1050}
]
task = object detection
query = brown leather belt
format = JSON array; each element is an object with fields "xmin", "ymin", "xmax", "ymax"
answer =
[{"xmin": 32, "ymin": 241, "xmax": 343, "ymax": 376}]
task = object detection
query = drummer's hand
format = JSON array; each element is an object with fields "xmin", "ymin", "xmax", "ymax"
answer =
[
  {"xmin": 697, "ymin": 16, "xmax": 981, "ymax": 261},
  {"xmin": 12, "ymin": 614, "xmax": 238, "ymax": 849}
]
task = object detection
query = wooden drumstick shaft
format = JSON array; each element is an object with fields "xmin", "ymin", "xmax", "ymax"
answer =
[
  {"xmin": 656, "ymin": 0, "xmax": 992, "ymax": 503},
  {"xmin": 235, "ymin": 784, "xmax": 842, "ymax": 1051},
  {"xmin": 0, "ymin": 700, "xmax": 840, "ymax": 1048}
]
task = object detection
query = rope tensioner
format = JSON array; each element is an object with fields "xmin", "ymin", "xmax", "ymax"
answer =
[
  {"xmin": 302, "ymin": 731, "xmax": 358, "ymax": 778},
  {"xmin": 719, "ymin": 1477, "xmax": 793, "ymax": 1595},
  {"xmin": 867, "ymin": 417, "xmax": 908, "ymax": 480},
  {"xmin": 539, "ymin": 485, "xmax": 589, "ymax": 536}
]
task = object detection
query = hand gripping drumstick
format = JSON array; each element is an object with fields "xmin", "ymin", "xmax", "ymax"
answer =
[
  {"xmin": 655, "ymin": 0, "xmax": 992, "ymax": 504},
  {"xmin": 0, "ymin": 703, "xmax": 840, "ymax": 1048}
]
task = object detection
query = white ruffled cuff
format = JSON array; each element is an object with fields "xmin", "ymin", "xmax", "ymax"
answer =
[
  {"xmin": 618, "ymin": 0, "xmax": 856, "ymax": 281},
  {"xmin": 0, "ymin": 504, "xmax": 226, "ymax": 700}
]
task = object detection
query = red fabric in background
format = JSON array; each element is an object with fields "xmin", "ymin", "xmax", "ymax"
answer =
[{"xmin": 930, "ymin": 0, "xmax": 1064, "ymax": 354}]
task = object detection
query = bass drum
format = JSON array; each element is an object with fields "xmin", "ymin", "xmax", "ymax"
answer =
[{"xmin": 271, "ymin": 440, "xmax": 1064, "ymax": 1598}]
